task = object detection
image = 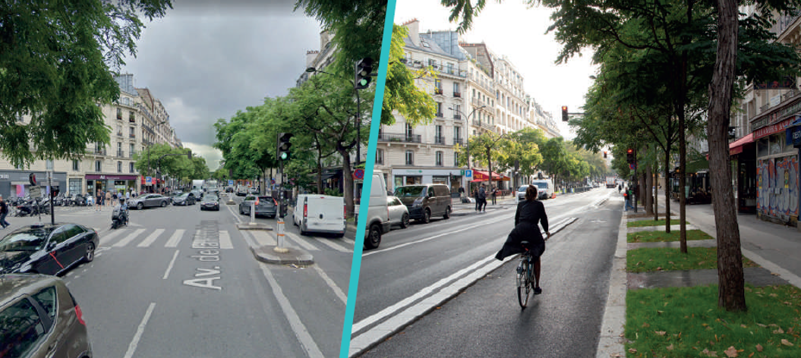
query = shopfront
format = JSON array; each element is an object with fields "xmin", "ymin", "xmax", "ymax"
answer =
[
  {"xmin": 729, "ymin": 134, "xmax": 758, "ymax": 213},
  {"xmin": 786, "ymin": 120, "xmax": 801, "ymax": 229},
  {"xmin": 753, "ymin": 116, "xmax": 798, "ymax": 224},
  {"xmin": 470, "ymin": 170, "xmax": 511, "ymax": 195},
  {"xmin": 86, "ymin": 174, "xmax": 138, "ymax": 196},
  {"xmin": 0, "ymin": 170, "xmax": 67, "ymax": 199},
  {"xmin": 391, "ymin": 169, "xmax": 464, "ymax": 196}
]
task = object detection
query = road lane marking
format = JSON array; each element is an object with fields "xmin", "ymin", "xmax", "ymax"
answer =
[
  {"xmin": 163, "ymin": 250, "xmax": 180, "ymax": 280},
  {"xmin": 351, "ymin": 255, "xmax": 496, "ymax": 334},
  {"xmin": 99, "ymin": 230, "xmax": 125, "ymax": 246},
  {"xmin": 164, "ymin": 229, "xmax": 186, "ymax": 248},
  {"xmin": 252, "ymin": 230, "xmax": 277, "ymax": 246},
  {"xmin": 285, "ymin": 232, "xmax": 319, "ymax": 251},
  {"xmin": 113, "ymin": 228, "xmax": 146, "ymax": 248},
  {"xmin": 137, "ymin": 229, "xmax": 165, "ymax": 247},
  {"xmin": 316, "ymin": 238, "xmax": 352, "ymax": 253},
  {"xmin": 312, "ymin": 264, "xmax": 347, "ymax": 305},
  {"xmin": 363, "ymin": 217, "xmax": 510, "ymax": 257},
  {"xmin": 123, "ymin": 302, "xmax": 156, "ymax": 358},
  {"xmin": 343, "ymin": 238, "xmax": 355, "ymax": 245},
  {"xmin": 219, "ymin": 230, "xmax": 233, "ymax": 249},
  {"xmin": 258, "ymin": 264, "xmax": 324, "ymax": 358}
]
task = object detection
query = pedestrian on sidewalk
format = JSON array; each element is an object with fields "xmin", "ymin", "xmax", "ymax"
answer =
[
  {"xmin": 105, "ymin": 190, "xmax": 112, "ymax": 209},
  {"xmin": 96, "ymin": 189, "xmax": 103, "ymax": 211},
  {"xmin": 0, "ymin": 195, "xmax": 10, "ymax": 229},
  {"xmin": 474, "ymin": 187, "xmax": 480, "ymax": 211},
  {"xmin": 458, "ymin": 186, "xmax": 465, "ymax": 203},
  {"xmin": 478, "ymin": 183, "xmax": 487, "ymax": 212},
  {"xmin": 491, "ymin": 186, "xmax": 497, "ymax": 205},
  {"xmin": 625, "ymin": 187, "xmax": 634, "ymax": 211}
]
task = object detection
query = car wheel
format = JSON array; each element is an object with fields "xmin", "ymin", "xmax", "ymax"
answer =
[
  {"xmin": 137, "ymin": 203, "xmax": 144, "ymax": 210},
  {"xmin": 300, "ymin": 222, "xmax": 307, "ymax": 236},
  {"xmin": 443, "ymin": 206, "xmax": 451, "ymax": 219},
  {"xmin": 161, "ymin": 201, "xmax": 167, "ymax": 207},
  {"xmin": 400, "ymin": 213, "xmax": 410, "ymax": 228},
  {"xmin": 84, "ymin": 243, "xmax": 95, "ymax": 262},
  {"xmin": 70, "ymin": 201, "xmax": 76, "ymax": 207},
  {"xmin": 364, "ymin": 223, "xmax": 381, "ymax": 249},
  {"xmin": 422, "ymin": 208, "xmax": 431, "ymax": 224},
  {"xmin": 293, "ymin": 216, "xmax": 298, "ymax": 226}
]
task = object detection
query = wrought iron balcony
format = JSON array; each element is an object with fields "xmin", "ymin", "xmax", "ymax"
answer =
[
  {"xmin": 434, "ymin": 88, "xmax": 443, "ymax": 95},
  {"xmin": 453, "ymin": 114, "xmax": 462, "ymax": 120},
  {"xmin": 453, "ymin": 138, "xmax": 463, "ymax": 146},
  {"xmin": 434, "ymin": 136, "xmax": 446, "ymax": 145},
  {"xmin": 378, "ymin": 132, "xmax": 422, "ymax": 143},
  {"xmin": 453, "ymin": 92, "xmax": 461, "ymax": 98}
]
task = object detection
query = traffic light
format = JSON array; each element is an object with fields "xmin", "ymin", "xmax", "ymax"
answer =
[
  {"xmin": 561, "ymin": 106, "xmax": 568, "ymax": 121},
  {"xmin": 187, "ymin": 150, "xmax": 193, "ymax": 160},
  {"xmin": 603, "ymin": 151, "xmax": 608, "ymax": 158},
  {"xmin": 354, "ymin": 58, "xmax": 374, "ymax": 90},
  {"xmin": 277, "ymin": 133, "xmax": 293, "ymax": 161},
  {"xmin": 29, "ymin": 173, "xmax": 37, "ymax": 186},
  {"xmin": 626, "ymin": 148, "xmax": 634, "ymax": 163}
]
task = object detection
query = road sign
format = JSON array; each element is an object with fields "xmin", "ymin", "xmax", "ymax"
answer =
[
  {"xmin": 145, "ymin": 176, "xmax": 152, "ymax": 185},
  {"xmin": 465, "ymin": 169, "xmax": 472, "ymax": 178},
  {"xmin": 228, "ymin": 180, "xmax": 234, "ymax": 186},
  {"xmin": 353, "ymin": 169, "xmax": 365, "ymax": 180},
  {"xmin": 29, "ymin": 186, "xmax": 42, "ymax": 198}
]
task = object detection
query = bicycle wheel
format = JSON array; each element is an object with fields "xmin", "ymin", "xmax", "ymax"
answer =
[{"xmin": 517, "ymin": 257, "xmax": 531, "ymax": 309}]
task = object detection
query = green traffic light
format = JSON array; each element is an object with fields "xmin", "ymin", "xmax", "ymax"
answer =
[
  {"xmin": 359, "ymin": 79, "xmax": 369, "ymax": 86},
  {"xmin": 280, "ymin": 152, "xmax": 288, "ymax": 160}
]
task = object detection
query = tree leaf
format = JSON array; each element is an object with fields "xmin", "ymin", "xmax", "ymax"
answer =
[
  {"xmin": 724, "ymin": 346, "xmax": 738, "ymax": 357},
  {"xmin": 781, "ymin": 339, "xmax": 793, "ymax": 346},
  {"xmin": 756, "ymin": 344, "xmax": 763, "ymax": 352}
]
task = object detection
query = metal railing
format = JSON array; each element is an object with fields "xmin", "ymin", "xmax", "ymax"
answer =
[
  {"xmin": 434, "ymin": 88, "xmax": 443, "ymax": 95},
  {"xmin": 117, "ymin": 132, "xmax": 123, "ymax": 137},
  {"xmin": 436, "ymin": 112, "xmax": 444, "ymax": 118},
  {"xmin": 129, "ymin": 133, "xmax": 136, "ymax": 139},
  {"xmin": 453, "ymin": 114, "xmax": 462, "ymax": 120},
  {"xmin": 453, "ymin": 92, "xmax": 461, "ymax": 98},
  {"xmin": 377, "ymin": 132, "xmax": 422, "ymax": 143},
  {"xmin": 434, "ymin": 136, "xmax": 446, "ymax": 145},
  {"xmin": 129, "ymin": 150, "xmax": 137, "ymax": 158},
  {"xmin": 117, "ymin": 150, "xmax": 124, "ymax": 158},
  {"xmin": 94, "ymin": 148, "xmax": 106, "ymax": 155},
  {"xmin": 453, "ymin": 138, "xmax": 463, "ymax": 146}
]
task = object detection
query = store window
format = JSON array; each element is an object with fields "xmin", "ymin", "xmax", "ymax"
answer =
[
  {"xmin": 432, "ymin": 176, "xmax": 448, "ymax": 184},
  {"xmin": 405, "ymin": 176, "xmax": 422, "ymax": 185},
  {"xmin": 68, "ymin": 178, "xmax": 81, "ymax": 195}
]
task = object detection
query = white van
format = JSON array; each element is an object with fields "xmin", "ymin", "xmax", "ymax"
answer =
[
  {"xmin": 292, "ymin": 194, "xmax": 346, "ymax": 237},
  {"xmin": 363, "ymin": 170, "xmax": 390, "ymax": 249},
  {"xmin": 530, "ymin": 179, "xmax": 555, "ymax": 200}
]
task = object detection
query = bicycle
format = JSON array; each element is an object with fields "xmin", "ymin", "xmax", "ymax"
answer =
[{"xmin": 516, "ymin": 241, "xmax": 535, "ymax": 309}]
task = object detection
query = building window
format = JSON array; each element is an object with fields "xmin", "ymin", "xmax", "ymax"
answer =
[
  {"xmin": 436, "ymin": 103, "xmax": 443, "ymax": 117},
  {"xmin": 454, "ymin": 152, "xmax": 459, "ymax": 167},
  {"xmin": 435, "ymin": 125, "xmax": 444, "ymax": 144},
  {"xmin": 376, "ymin": 149, "xmax": 384, "ymax": 164},
  {"xmin": 95, "ymin": 160, "xmax": 101, "ymax": 172},
  {"xmin": 117, "ymin": 161, "xmax": 122, "ymax": 173},
  {"xmin": 45, "ymin": 160, "xmax": 53, "ymax": 170},
  {"xmin": 405, "ymin": 150, "xmax": 414, "ymax": 165},
  {"xmin": 129, "ymin": 162, "xmax": 135, "ymax": 173},
  {"xmin": 129, "ymin": 111, "xmax": 135, "ymax": 122},
  {"xmin": 436, "ymin": 151, "xmax": 443, "ymax": 166},
  {"xmin": 117, "ymin": 108, "xmax": 123, "ymax": 120},
  {"xmin": 453, "ymin": 82, "xmax": 460, "ymax": 97},
  {"xmin": 72, "ymin": 160, "xmax": 79, "ymax": 171},
  {"xmin": 406, "ymin": 123, "xmax": 413, "ymax": 139},
  {"xmin": 434, "ymin": 80, "xmax": 442, "ymax": 95}
]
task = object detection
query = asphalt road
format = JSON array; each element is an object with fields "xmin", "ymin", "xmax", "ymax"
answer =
[
  {"xmin": 7, "ymin": 193, "xmax": 354, "ymax": 357},
  {"xmin": 353, "ymin": 188, "xmax": 622, "ymax": 357}
]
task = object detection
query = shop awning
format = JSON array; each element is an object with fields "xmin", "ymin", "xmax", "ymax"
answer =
[
  {"xmin": 729, "ymin": 133, "xmax": 754, "ymax": 155},
  {"xmin": 470, "ymin": 170, "xmax": 510, "ymax": 182}
]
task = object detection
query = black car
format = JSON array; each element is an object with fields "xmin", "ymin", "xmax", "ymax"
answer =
[
  {"xmin": 188, "ymin": 190, "xmax": 203, "ymax": 200},
  {"xmin": 200, "ymin": 195, "xmax": 220, "ymax": 211},
  {"xmin": 172, "ymin": 192, "xmax": 195, "ymax": 206},
  {"xmin": 0, "ymin": 223, "xmax": 99, "ymax": 276}
]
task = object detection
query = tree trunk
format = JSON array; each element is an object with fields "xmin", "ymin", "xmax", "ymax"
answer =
[
  {"xmin": 339, "ymin": 148, "xmax": 354, "ymax": 219},
  {"xmin": 653, "ymin": 169, "xmax": 659, "ymax": 221},
  {"xmin": 664, "ymin": 147, "xmax": 671, "ymax": 233},
  {"xmin": 709, "ymin": 0, "xmax": 746, "ymax": 311},
  {"xmin": 317, "ymin": 145, "xmax": 324, "ymax": 195},
  {"xmin": 645, "ymin": 165, "xmax": 653, "ymax": 216},
  {"xmin": 678, "ymin": 108, "xmax": 688, "ymax": 253}
]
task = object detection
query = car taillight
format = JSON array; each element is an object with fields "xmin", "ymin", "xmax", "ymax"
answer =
[
  {"xmin": 75, "ymin": 304, "xmax": 86, "ymax": 325},
  {"xmin": 303, "ymin": 203, "xmax": 307, "ymax": 218},
  {"xmin": 344, "ymin": 204, "xmax": 347, "ymax": 219}
]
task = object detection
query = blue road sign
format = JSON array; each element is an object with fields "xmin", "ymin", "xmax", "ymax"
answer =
[{"xmin": 465, "ymin": 169, "xmax": 472, "ymax": 178}]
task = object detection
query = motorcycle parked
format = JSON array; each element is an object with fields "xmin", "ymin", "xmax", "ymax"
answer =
[{"xmin": 67, "ymin": 194, "xmax": 88, "ymax": 207}]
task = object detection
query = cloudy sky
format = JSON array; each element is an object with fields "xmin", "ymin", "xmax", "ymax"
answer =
[
  {"xmin": 394, "ymin": 0, "xmax": 598, "ymax": 140},
  {"xmin": 121, "ymin": 0, "xmax": 322, "ymax": 170}
]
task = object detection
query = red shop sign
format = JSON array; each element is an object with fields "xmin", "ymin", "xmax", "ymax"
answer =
[{"xmin": 754, "ymin": 117, "xmax": 794, "ymax": 139}]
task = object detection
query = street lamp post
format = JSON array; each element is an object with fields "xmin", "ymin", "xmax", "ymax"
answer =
[{"xmin": 449, "ymin": 105, "xmax": 486, "ymax": 196}]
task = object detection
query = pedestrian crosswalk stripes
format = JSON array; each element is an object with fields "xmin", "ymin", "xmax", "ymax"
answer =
[
  {"xmin": 113, "ymin": 228, "xmax": 146, "ymax": 247},
  {"xmin": 285, "ymin": 232, "xmax": 319, "ymax": 252},
  {"xmin": 137, "ymin": 229, "xmax": 165, "ymax": 247},
  {"xmin": 99, "ymin": 229, "xmax": 125, "ymax": 246},
  {"xmin": 164, "ymin": 229, "xmax": 185, "ymax": 248},
  {"xmin": 316, "ymin": 237, "xmax": 352, "ymax": 253}
]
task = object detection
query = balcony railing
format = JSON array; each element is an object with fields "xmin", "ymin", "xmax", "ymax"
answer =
[
  {"xmin": 117, "ymin": 115, "xmax": 123, "ymax": 121},
  {"xmin": 117, "ymin": 132, "xmax": 123, "ymax": 137},
  {"xmin": 471, "ymin": 119, "xmax": 495, "ymax": 130},
  {"xmin": 453, "ymin": 138, "xmax": 463, "ymax": 146},
  {"xmin": 378, "ymin": 132, "xmax": 422, "ymax": 143},
  {"xmin": 436, "ymin": 112, "xmax": 444, "ymax": 118},
  {"xmin": 434, "ymin": 136, "xmax": 446, "ymax": 145},
  {"xmin": 94, "ymin": 148, "xmax": 107, "ymax": 156},
  {"xmin": 129, "ymin": 133, "xmax": 136, "ymax": 139},
  {"xmin": 454, "ymin": 114, "xmax": 462, "ymax": 120},
  {"xmin": 453, "ymin": 92, "xmax": 461, "ymax": 98},
  {"xmin": 129, "ymin": 118, "xmax": 136, "ymax": 123},
  {"xmin": 117, "ymin": 150, "xmax": 124, "ymax": 158},
  {"xmin": 434, "ymin": 88, "xmax": 443, "ymax": 95},
  {"xmin": 129, "ymin": 150, "xmax": 137, "ymax": 158}
]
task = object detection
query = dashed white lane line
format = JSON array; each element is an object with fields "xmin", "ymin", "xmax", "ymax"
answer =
[
  {"xmin": 162, "ymin": 250, "xmax": 180, "ymax": 280},
  {"xmin": 123, "ymin": 302, "xmax": 156, "ymax": 358},
  {"xmin": 137, "ymin": 229, "xmax": 165, "ymax": 247},
  {"xmin": 312, "ymin": 264, "xmax": 347, "ymax": 305},
  {"xmin": 113, "ymin": 228, "xmax": 146, "ymax": 248},
  {"xmin": 164, "ymin": 229, "xmax": 185, "ymax": 248}
]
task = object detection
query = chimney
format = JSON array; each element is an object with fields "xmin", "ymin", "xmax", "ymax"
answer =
[
  {"xmin": 306, "ymin": 50, "xmax": 319, "ymax": 69},
  {"xmin": 403, "ymin": 18, "xmax": 420, "ymax": 46}
]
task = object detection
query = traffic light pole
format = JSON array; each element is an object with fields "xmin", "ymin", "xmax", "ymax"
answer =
[
  {"xmin": 275, "ymin": 151, "xmax": 288, "ymax": 253},
  {"xmin": 48, "ymin": 172, "xmax": 54, "ymax": 225}
]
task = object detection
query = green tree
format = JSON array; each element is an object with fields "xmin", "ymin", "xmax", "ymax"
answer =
[
  {"xmin": 456, "ymin": 132, "xmax": 508, "ymax": 189},
  {"xmin": 0, "ymin": 0, "xmax": 172, "ymax": 168}
]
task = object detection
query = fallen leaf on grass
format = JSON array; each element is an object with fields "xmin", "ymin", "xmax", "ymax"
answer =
[
  {"xmin": 657, "ymin": 267, "xmax": 663, "ymax": 271},
  {"xmin": 667, "ymin": 344, "xmax": 674, "ymax": 351},
  {"xmin": 773, "ymin": 328, "xmax": 784, "ymax": 334},
  {"xmin": 769, "ymin": 324, "xmax": 779, "ymax": 327},
  {"xmin": 748, "ymin": 353, "xmax": 754, "ymax": 358},
  {"xmin": 642, "ymin": 322, "xmax": 650, "ymax": 328},
  {"xmin": 781, "ymin": 339, "xmax": 793, "ymax": 346},
  {"xmin": 655, "ymin": 331, "xmax": 666, "ymax": 336},
  {"xmin": 756, "ymin": 344, "xmax": 763, "ymax": 352},
  {"xmin": 699, "ymin": 261, "xmax": 706, "ymax": 265},
  {"xmin": 669, "ymin": 261, "xmax": 674, "ymax": 264},
  {"xmin": 770, "ymin": 293, "xmax": 778, "ymax": 297},
  {"xmin": 741, "ymin": 324, "xmax": 748, "ymax": 328},
  {"xmin": 757, "ymin": 324, "xmax": 767, "ymax": 328},
  {"xmin": 628, "ymin": 348, "xmax": 637, "ymax": 353},
  {"xmin": 702, "ymin": 348, "xmax": 718, "ymax": 357},
  {"xmin": 724, "ymin": 346, "xmax": 738, "ymax": 357}
]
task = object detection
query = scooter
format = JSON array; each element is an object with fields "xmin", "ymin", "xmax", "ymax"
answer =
[{"xmin": 111, "ymin": 202, "xmax": 129, "ymax": 229}]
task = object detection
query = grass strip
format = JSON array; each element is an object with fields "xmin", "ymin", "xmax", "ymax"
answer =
[
  {"xmin": 627, "ymin": 247, "xmax": 759, "ymax": 273},
  {"xmin": 628, "ymin": 230, "xmax": 713, "ymax": 243},
  {"xmin": 628, "ymin": 219, "xmax": 682, "ymax": 228},
  {"xmin": 626, "ymin": 284, "xmax": 801, "ymax": 357}
]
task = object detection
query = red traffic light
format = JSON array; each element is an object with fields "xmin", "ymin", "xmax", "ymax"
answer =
[
  {"xmin": 627, "ymin": 148, "xmax": 633, "ymax": 154},
  {"xmin": 561, "ymin": 106, "xmax": 568, "ymax": 121}
]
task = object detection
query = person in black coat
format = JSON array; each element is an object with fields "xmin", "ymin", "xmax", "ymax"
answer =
[{"xmin": 495, "ymin": 185, "xmax": 550, "ymax": 294}]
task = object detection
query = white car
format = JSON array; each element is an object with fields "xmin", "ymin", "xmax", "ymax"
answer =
[
  {"xmin": 292, "ymin": 194, "xmax": 346, "ymax": 237},
  {"xmin": 387, "ymin": 196, "xmax": 410, "ymax": 229}
]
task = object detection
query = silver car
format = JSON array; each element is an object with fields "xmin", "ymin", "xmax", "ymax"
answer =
[
  {"xmin": 387, "ymin": 196, "xmax": 410, "ymax": 229},
  {"xmin": 128, "ymin": 194, "xmax": 169, "ymax": 210}
]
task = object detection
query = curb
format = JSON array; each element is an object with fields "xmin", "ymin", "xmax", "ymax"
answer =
[
  {"xmin": 236, "ymin": 222, "xmax": 273, "ymax": 231},
  {"xmin": 250, "ymin": 245, "xmax": 314, "ymax": 265},
  {"xmin": 348, "ymin": 216, "xmax": 578, "ymax": 357},
  {"xmin": 596, "ymin": 206, "xmax": 628, "ymax": 358}
]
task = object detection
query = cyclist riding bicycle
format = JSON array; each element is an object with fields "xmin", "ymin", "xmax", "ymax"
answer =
[{"xmin": 495, "ymin": 185, "xmax": 550, "ymax": 294}]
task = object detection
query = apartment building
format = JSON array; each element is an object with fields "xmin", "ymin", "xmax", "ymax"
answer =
[{"xmin": 0, "ymin": 73, "xmax": 182, "ymax": 199}]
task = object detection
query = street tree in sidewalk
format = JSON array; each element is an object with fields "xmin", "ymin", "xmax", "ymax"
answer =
[
  {"xmin": 132, "ymin": 143, "xmax": 193, "ymax": 181},
  {"xmin": 213, "ymin": 112, "xmax": 262, "ymax": 181},
  {"xmin": 498, "ymin": 140, "xmax": 543, "ymax": 187},
  {"xmin": 455, "ymin": 132, "xmax": 508, "ymax": 190}
]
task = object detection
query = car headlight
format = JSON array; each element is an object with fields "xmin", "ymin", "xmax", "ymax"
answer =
[{"xmin": 413, "ymin": 198, "xmax": 423, "ymax": 208}]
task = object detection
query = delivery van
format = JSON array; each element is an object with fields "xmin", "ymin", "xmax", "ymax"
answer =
[
  {"xmin": 363, "ymin": 170, "xmax": 391, "ymax": 249},
  {"xmin": 292, "ymin": 194, "xmax": 346, "ymax": 237},
  {"xmin": 530, "ymin": 179, "xmax": 555, "ymax": 200}
]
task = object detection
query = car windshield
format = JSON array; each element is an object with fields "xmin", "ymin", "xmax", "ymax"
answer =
[
  {"xmin": 517, "ymin": 186, "xmax": 527, "ymax": 192},
  {"xmin": 395, "ymin": 186, "xmax": 425, "ymax": 197},
  {"xmin": 205, "ymin": 196, "xmax": 218, "ymax": 201},
  {"xmin": 179, "ymin": 193, "xmax": 189, "ymax": 198},
  {"xmin": 0, "ymin": 228, "xmax": 55, "ymax": 252},
  {"xmin": 532, "ymin": 183, "xmax": 548, "ymax": 189}
]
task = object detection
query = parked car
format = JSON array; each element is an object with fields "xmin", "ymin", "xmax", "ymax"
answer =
[
  {"xmin": 394, "ymin": 184, "xmax": 452, "ymax": 224},
  {"xmin": 0, "ymin": 223, "xmax": 98, "ymax": 275},
  {"xmin": 172, "ymin": 192, "xmax": 195, "ymax": 206},
  {"xmin": 531, "ymin": 179, "xmax": 555, "ymax": 200},
  {"xmin": 225, "ymin": 186, "xmax": 234, "ymax": 193},
  {"xmin": 200, "ymin": 194, "xmax": 220, "ymax": 211},
  {"xmin": 515, "ymin": 185, "xmax": 528, "ymax": 203},
  {"xmin": 128, "ymin": 194, "xmax": 170, "ymax": 210},
  {"xmin": 387, "ymin": 196, "xmax": 410, "ymax": 229},
  {"xmin": 239, "ymin": 195, "xmax": 277, "ymax": 218},
  {"xmin": 0, "ymin": 273, "xmax": 93, "ymax": 357},
  {"xmin": 363, "ymin": 170, "xmax": 390, "ymax": 249},
  {"xmin": 188, "ymin": 190, "xmax": 203, "ymax": 200},
  {"xmin": 248, "ymin": 188, "xmax": 259, "ymax": 195},
  {"xmin": 292, "ymin": 194, "xmax": 346, "ymax": 237}
]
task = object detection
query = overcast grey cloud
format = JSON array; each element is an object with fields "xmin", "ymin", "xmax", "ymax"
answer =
[{"xmin": 121, "ymin": 1, "xmax": 322, "ymax": 169}]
